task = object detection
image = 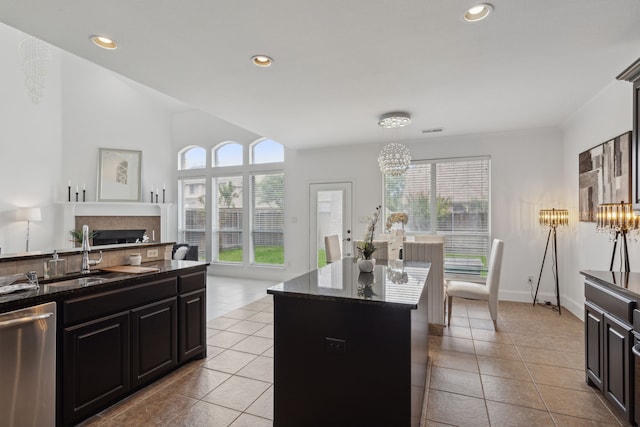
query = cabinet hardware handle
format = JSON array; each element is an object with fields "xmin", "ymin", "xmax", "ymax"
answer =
[{"xmin": 0, "ymin": 312, "xmax": 53, "ymax": 329}]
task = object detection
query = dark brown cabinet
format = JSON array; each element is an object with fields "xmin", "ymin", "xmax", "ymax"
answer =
[
  {"xmin": 617, "ymin": 58, "xmax": 640, "ymax": 210},
  {"xmin": 585, "ymin": 301, "xmax": 604, "ymax": 390},
  {"xmin": 60, "ymin": 266, "xmax": 207, "ymax": 426},
  {"xmin": 63, "ymin": 311, "xmax": 130, "ymax": 423},
  {"xmin": 131, "ymin": 297, "xmax": 177, "ymax": 387},
  {"xmin": 179, "ymin": 289, "xmax": 206, "ymax": 362},
  {"xmin": 604, "ymin": 313, "xmax": 633, "ymax": 419},
  {"xmin": 583, "ymin": 276, "xmax": 636, "ymax": 424}
]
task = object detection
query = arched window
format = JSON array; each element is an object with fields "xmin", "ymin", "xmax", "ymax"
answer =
[
  {"xmin": 251, "ymin": 139, "xmax": 284, "ymax": 164},
  {"xmin": 213, "ymin": 142, "xmax": 243, "ymax": 167},
  {"xmin": 178, "ymin": 146, "xmax": 206, "ymax": 170},
  {"xmin": 178, "ymin": 139, "xmax": 285, "ymax": 267}
]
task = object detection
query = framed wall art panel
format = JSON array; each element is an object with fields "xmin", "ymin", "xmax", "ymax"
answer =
[
  {"xmin": 97, "ymin": 148, "xmax": 142, "ymax": 202},
  {"xmin": 578, "ymin": 131, "xmax": 631, "ymax": 221}
]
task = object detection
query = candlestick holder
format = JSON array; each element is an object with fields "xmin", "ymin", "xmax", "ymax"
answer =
[
  {"xmin": 82, "ymin": 189, "xmax": 86, "ymax": 202},
  {"xmin": 68, "ymin": 186, "xmax": 71, "ymax": 202},
  {"xmin": 162, "ymin": 189, "xmax": 166, "ymax": 204},
  {"xmin": 150, "ymin": 191, "xmax": 153, "ymax": 203},
  {"xmin": 75, "ymin": 192, "xmax": 79, "ymax": 202},
  {"xmin": 155, "ymin": 194, "xmax": 158, "ymax": 203}
]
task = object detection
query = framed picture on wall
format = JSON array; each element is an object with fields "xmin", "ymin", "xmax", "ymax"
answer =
[
  {"xmin": 578, "ymin": 131, "xmax": 632, "ymax": 221},
  {"xmin": 97, "ymin": 148, "xmax": 142, "ymax": 202}
]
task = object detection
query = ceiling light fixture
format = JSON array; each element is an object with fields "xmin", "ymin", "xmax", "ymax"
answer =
[
  {"xmin": 463, "ymin": 3, "xmax": 493, "ymax": 22},
  {"xmin": 90, "ymin": 35, "xmax": 117, "ymax": 50},
  {"xmin": 377, "ymin": 112, "xmax": 412, "ymax": 176},
  {"xmin": 251, "ymin": 55, "xmax": 273, "ymax": 67},
  {"xmin": 19, "ymin": 35, "xmax": 51, "ymax": 104},
  {"xmin": 377, "ymin": 112, "xmax": 411, "ymax": 129}
]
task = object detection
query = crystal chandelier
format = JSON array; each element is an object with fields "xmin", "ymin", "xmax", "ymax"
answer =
[
  {"xmin": 377, "ymin": 112, "xmax": 412, "ymax": 176},
  {"xmin": 19, "ymin": 35, "xmax": 52, "ymax": 104}
]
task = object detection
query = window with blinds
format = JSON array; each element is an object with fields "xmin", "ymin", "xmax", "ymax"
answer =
[
  {"xmin": 251, "ymin": 172, "xmax": 284, "ymax": 265},
  {"xmin": 384, "ymin": 157, "xmax": 490, "ymax": 277},
  {"xmin": 213, "ymin": 176, "xmax": 243, "ymax": 263},
  {"xmin": 178, "ymin": 178, "xmax": 206, "ymax": 260}
]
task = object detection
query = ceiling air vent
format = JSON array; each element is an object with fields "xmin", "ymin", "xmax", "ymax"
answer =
[{"xmin": 422, "ymin": 128, "xmax": 443, "ymax": 134}]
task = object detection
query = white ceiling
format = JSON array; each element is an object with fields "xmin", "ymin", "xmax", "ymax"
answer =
[{"xmin": 1, "ymin": 0, "xmax": 640, "ymax": 149}]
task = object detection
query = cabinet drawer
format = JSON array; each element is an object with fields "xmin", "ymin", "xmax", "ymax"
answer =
[
  {"xmin": 64, "ymin": 277, "xmax": 177, "ymax": 325},
  {"xmin": 585, "ymin": 280, "xmax": 636, "ymax": 323},
  {"xmin": 178, "ymin": 271, "xmax": 206, "ymax": 294}
]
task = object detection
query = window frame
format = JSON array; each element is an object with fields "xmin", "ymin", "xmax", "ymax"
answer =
[
  {"xmin": 383, "ymin": 155, "xmax": 491, "ymax": 279},
  {"xmin": 177, "ymin": 138, "xmax": 285, "ymax": 268}
]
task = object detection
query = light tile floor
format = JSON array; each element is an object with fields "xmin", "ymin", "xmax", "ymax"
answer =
[
  {"xmin": 425, "ymin": 299, "xmax": 630, "ymax": 426},
  {"xmin": 79, "ymin": 277, "xmax": 630, "ymax": 426}
]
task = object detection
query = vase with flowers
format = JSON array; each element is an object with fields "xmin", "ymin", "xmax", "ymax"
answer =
[{"xmin": 356, "ymin": 205, "xmax": 382, "ymax": 272}]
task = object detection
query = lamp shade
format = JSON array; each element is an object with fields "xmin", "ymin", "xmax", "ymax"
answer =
[
  {"xmin": 539, "ymin": 208, "xmax": 568, "ymax": 228},
  {"xmin": 596, "ymin": 202, "xmax": 638, "ymax": 232},
  {"xmin": 16, "ymin": 207, "xmax": 42, "ymax": 222}
]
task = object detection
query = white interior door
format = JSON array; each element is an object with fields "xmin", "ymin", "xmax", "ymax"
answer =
[{"xmin": 309, "ymin": 182, "xmax": 353, "ymax": 270}]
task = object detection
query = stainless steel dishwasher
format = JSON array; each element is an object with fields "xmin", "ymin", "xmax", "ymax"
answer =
[{"xmin": 0, "ymin": 301, "xmax": 56, "ymax": 427}]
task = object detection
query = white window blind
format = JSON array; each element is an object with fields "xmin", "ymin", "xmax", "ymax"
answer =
[
  {"xmin": 384, "ymin": 157, "xmax": 490, "ymax": 277},
  {"xmin": 213, "ymin": 176, "xmax": 243, "ymax": 263},
  {"xmin": 251, "ymin": 172, "xmax": 284, "ymax": 265},
  {"xmin": 178, "ymin": 178, "xmax": 206, "ymax": 260}
]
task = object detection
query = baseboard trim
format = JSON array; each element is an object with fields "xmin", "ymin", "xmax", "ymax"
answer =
[{"xmin": 498, "ymin": 290, "xmax": 584, "ymax": 321}]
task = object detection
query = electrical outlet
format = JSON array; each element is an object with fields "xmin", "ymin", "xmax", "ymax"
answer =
[
  {"xmin": 325, "ymin": 337, "xmax": 346, "ymax": 353},
  {"xmin": 147, "ymin": 249, "xmax": 159, "ymax": 258}
]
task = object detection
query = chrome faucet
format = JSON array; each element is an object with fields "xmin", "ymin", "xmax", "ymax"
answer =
[{"xmin": 81, "ymin": 225, "xmax": 102, "ymax": 274}]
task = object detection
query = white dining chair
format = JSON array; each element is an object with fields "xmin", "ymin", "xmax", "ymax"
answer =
[
  {"xmin": 324, "ymin": 235, "xmax": 342, "ymax": 263},
  {"xmin": 446, "ymin": 239, "xmax": 504, "ymax": 329}
]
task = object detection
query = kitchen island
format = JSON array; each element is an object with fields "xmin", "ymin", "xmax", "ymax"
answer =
[{"xmin": 267, "ymin": 258, "xmax": 430, "ymax": 427}]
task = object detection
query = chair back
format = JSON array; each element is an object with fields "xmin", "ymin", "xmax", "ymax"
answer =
[
  {"xmin": 324, "ymin": 235, "xmax": 342, "ymax": 263},
  {"xmin": 486, "ymin": 239, "xmax": 504, "ymax": 304}
]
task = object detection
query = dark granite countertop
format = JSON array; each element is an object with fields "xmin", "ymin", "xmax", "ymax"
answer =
[
  {"xmin": 0, "ymin": 260, "xmax": 208, "ymax": 313},
  {"xmin": 267, "ymin": 258, "xmax": 430, "ymax": 308},
  {"xmin": 581, "ymin": 270, "xmax": 640, "ymax": 299},
  {"xmin": 0, "ymin": 241, "xmax": 175, "ymax": 262}
]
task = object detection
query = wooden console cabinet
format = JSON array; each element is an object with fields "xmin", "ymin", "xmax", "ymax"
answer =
[{"xmin": 583, "ymin": 271, "xmax": 637, "ymax": 424}]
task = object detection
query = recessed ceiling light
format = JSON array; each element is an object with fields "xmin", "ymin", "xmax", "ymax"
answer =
[
  {"xmin": 463, "ymin": 3, "xmax": 493, "ymax": 22},
  {"xmin": 251, "ymin": 55, "xmax": 273, "ymax": 67},
  {"xmin": 90, "ymin": 35, "xmax": 117, "ymax": 50}
]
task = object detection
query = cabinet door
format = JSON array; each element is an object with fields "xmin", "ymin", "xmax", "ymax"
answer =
[
  {"xmin": 131, "ymin": 297, "xmax": 178, "ymax": 387},
  {"xmin": 603, "ymin": 312, "xmax": 633, "ymax": 419},
  {"xmin": 585, "ymin": 301, "xmax": 604, "ymax": 390},
  {"xmin": 63, "ymin": 311, "xmax": 130, "ymax": 425},
  {"xmin": 179, "ymin": 289, "xmax": 206, "ymax": 362}
]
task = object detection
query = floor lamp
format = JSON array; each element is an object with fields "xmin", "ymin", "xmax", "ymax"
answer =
[
  {"xmin": 16, "ymin": 207, "xmax": 41, "ymax": 252},
  {"xmin": 533, "ymin": 208, "xmax": 568, "ymax": 314},
  {"xmin": 596, "ymin": 202, "xmax": 638, "ymax": 272}
]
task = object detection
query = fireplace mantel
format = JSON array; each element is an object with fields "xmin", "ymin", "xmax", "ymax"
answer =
[{"xmin": 58, "ymin": 202, "xmax": 173, "ymax": 248}]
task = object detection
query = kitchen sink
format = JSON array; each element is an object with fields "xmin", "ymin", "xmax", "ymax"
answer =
[{"xmin": 42, "ymin": 271, "xmax": 129, "ymax": 290}]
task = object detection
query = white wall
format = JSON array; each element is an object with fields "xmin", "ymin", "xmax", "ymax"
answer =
[
  {"xmin": 285, "ymin": 128, "xmax": 566, "ymax": 303},
  {"xmin": 561, "ymin": 80, "xmax": 633, "ymax": 318},
  {"xmin": 0, "ymin": 24, "xmax": 62, "ymax": 254},
  {"xmin": 0, "ymin": 23, "xmax": 179, "ymax": 254},
  {"xmin": 59, "ymin": 52, "xmax": 177, "ymax": 247}
]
